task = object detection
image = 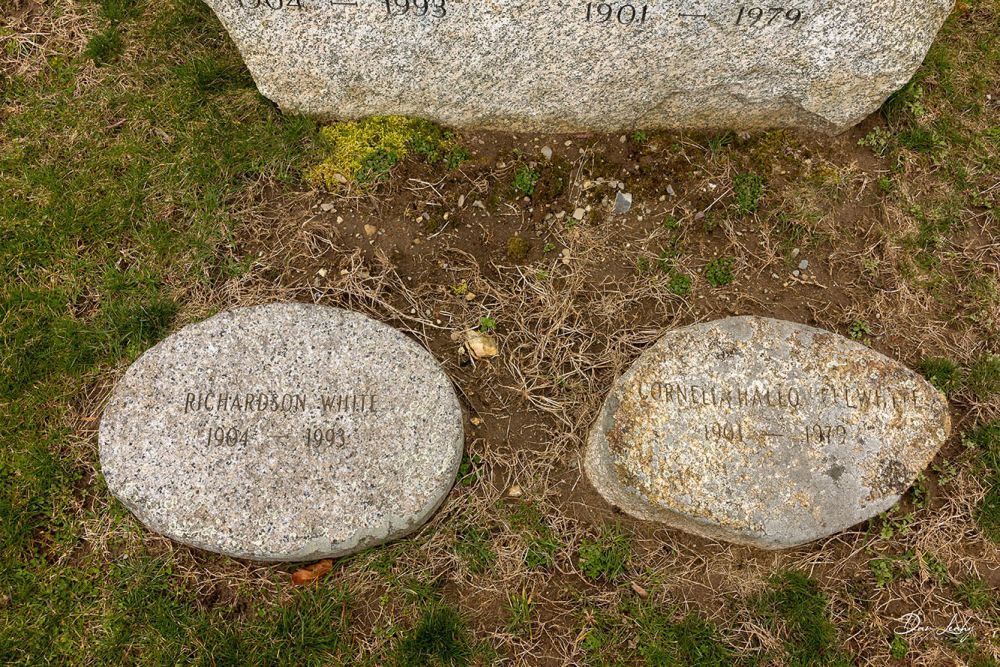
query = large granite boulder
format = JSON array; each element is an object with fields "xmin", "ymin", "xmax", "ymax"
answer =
[
  {"xmin": 99, "ymin": 303, "xmax": 463, "ymax": 561},
  {"xmin": 585, "ymin": 316, "xmax": 950, "ymax": 549},
  {"xmin": 203, "ymin": 0, "xmax": 952, "ymax": 133}
]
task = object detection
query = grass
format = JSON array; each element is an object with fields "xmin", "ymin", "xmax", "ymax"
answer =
[
  {"xmin": 753, "ymin": 571, "xmax": 852, "ymax": 666},
  {"xmin": 394, "ymin": 604, "xmax": 474, "ymax": 667},
  {"xmin": 967, "ymin": 420, "xmax": 1000, "ymax": 542},
  {"xmin": 578, "ymin": 527, "xmax": 631, "ymax": 581},
  {"xmin": 920, "ymin": 356, "xmax": 963, "ymax": 392},
  {"xmin": 1, "ymin": 0, "xmax": 998, "ymax": 663},
  {"xmin": 581, "ymin": 600, "xmax": 736, "ymax": 667}
]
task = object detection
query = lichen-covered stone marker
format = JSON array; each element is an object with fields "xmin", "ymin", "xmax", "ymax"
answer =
[
  {"xmin": 99, "ymin": 303, "xmax": 463, "ymax": 561},
  {"xmin": 202, "ymin": 0, "xmax": 952, "ymax": 134},
  {"xmin": 585, "ymin": 316, "xmax": 950, "ymax": 549}
]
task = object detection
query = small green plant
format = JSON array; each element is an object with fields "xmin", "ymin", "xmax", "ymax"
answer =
[
  {"xmin": 506, "ymin": 590, "xmax": 533, "ymax": 634},
  {"xmin": 455, "ymin": 527, "xmax": 497, "ymax": 574},
  {"xmin": 733, "ymin": 172, "xmax": 765, "ymax": 214},
  {"xmin": 578, "ymin": 528, "xmax": 631, "ymax": 581},
  {"xmin": 667, "ymin": 271, "xmax": 692, "ymax": 296},
  {"xmin": 478, "ymin": 316, "xmax": 496, "ymax": 333},
  {"xmin": 451, "ymin": 281, "xmax": 469, "ymax": 296},
  {"xmin": 542, "ymin": 242, "xmax": 557, "ymax": 253},
  {"xmin": 890, "ymin": 634, "xmax": 908, "ymax": 660},
  {"xmin": 707, "ymin": 132, "xmax": 734, "ymax": 153},
  {"xmin": 878, "ymin": 176, "xmax": 894, "ymax": 193},
  {"xmin": 458, "ymin": 452, "xmax": 482, "ymax": 486},
  {"xmin": 847, "ymin": 319, "xmax": 872, "ymax": 341},
  {"xmin": 662, "ymin": 215, "xmax": 681, "ymax": 231},
  {"xmin": 858, "ymin": 126, "xmax": 893, "ymax": 155},
  {"xmin": 869, "ymin": 552, "xmax": 918, "ymax": 587},
  {"xmin": 445, "ymin": 147, "xmax": 470, "ymax": 170},
  {"xmin": 636, "ymin": 256, "xmax": 652, "ymax": 274},
  {"xmin": 922, "ymin": 553, "xmax": 950, "ymax": 585},
  {"xmin": 877, "ymin": 510, "xmax": 915, "ymax": 540},
  {"xmin": 395, "ymin": 604, "xmax": 473, "ymax": 667},
  {"xmin": 704, "ymin": 256, "xmax": 736, "ymax": 288},
  {"xmin": 655, "ymin": 247, "xmax": 677, "ymax": 271},
  {"xmin": 909, "ymin": 473, "xmax": 929, "ymax": 510},
  {"xmin": 631, "ymin": 130, "xmax": 648, "ymax": 144},
  {"xmin": 513, "ymin": 166, "xmax": 541, "ymax": 196},
  {"xmin": 918, "ymin": 356, "xmax": 962, "ymax": 392},
  {"xmin": 505, "ymin": 236, "xmax": 531, "ymax": 262}
]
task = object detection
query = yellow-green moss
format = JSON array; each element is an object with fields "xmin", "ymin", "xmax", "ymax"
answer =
[
  {"xmin": 506, "ymin": 236, "xmax": 531, "ymax": 262},
  {"xmin": 307, "ymin": 116, "xmax": 464, "ymax": 190}
]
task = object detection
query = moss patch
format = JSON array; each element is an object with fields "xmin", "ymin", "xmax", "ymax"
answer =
[{"xmin": 308, "ymin": 116, "xmax": 463, "ymax": 190}]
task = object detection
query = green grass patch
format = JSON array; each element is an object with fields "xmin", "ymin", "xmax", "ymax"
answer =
[
  {"xmin": 918, "ymin": 356, "xmax": 962, "ymax": 392},
  {"xmin": 0, "ymin": 0, "xmax": 322, "ymax": 660},
  {"xmin": 581, "ymin": 600, "xmax": 736, "ymax": 666},
  {"xmin": 966, "ymin": 354, "xmax": 1000, "ymax": 400},
  {"xmin": 454, "ymin": 526, "xmax": 497, "ymax": 574},
  {"xmin": 395, "ymin": 604, "xmax": 474, "ymax": 667},
  {"xmin": 578, "ymin": 527, "xmax": 631, "ymax": 581},
  {"xmin": 752, "ymin": 570, "xmax": 852, "ymax": 666},
  {"xmin": 965, "ymin": 420, "xmax": 1000, "ymax": 543},
  {"xmin": 509, "ymin": 502, "xmax": 561, "ymax": 570}
]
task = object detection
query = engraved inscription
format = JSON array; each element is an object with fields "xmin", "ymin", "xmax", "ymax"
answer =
[
  {"xmin": 236, "ymin": 0, "xmax": 303, "ymax": 10},
  {"xmin": 586, "ymin": 2, "xmax": 649, "ymax": 26},
  {"xmin": 734, "ymin": 6, "xmax": 802, "ymax": 27},
  {"xmin": 184, "ymin": 390, "xmax": 377, "ymax": 451},
  {"xmin": 384, "ymin": 0, "xmax": 446, "ymax": 19}
]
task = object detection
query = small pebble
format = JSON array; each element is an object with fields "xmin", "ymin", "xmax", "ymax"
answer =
[
  {"xmin": 798, "ymin": 259, "xmax": 809, "ymax": 271},
  {"xmin": 540, "ymin": 146, "xmax": 553, "ymax": 160},
  {"xmin": 614, "ymin": 192, "xmax": 633, "ymax": 215}
]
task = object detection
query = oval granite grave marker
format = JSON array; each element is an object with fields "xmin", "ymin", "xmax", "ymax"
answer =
[
  {"xmin": 584, "ymin": 316, "xmax": 950, "ymax": 549},
  {"xmin": 99, "ymin": 303, "xmax": 463, "ymax": 561},
  {"xmin": 201, "ymin": 0, "xmax": 952, "ymax": 134}
]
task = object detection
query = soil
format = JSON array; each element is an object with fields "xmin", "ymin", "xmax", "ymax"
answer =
[{"xmin": 234, "ymin": 125, "xmax": 996, "ymax": 664}]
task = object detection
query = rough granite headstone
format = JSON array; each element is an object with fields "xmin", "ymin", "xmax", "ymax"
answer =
[
  {"xmin": 585, "ymin": 316, "xmax": 950, "ymax": 549},
  {"xmin": 202, "ymin": 0, "xmax": 952, "ymax": 134},
  {"xmin": 99, "ymin": 303, "xmax": 463, "ymax": 561}
]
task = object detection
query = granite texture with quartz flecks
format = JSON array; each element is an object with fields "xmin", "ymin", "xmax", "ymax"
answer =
[
  {"xmin": 202, "ymin": 0, "xmax": 952, "ymax": 134},
  {"xmin": 99, "ymin": 303, "xmax": 464, "ymax": 561},
  {"xmin": 585, "ymin": 316, "xmax": 950, "ymax": 549}
]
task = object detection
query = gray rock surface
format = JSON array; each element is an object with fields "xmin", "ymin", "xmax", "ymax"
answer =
[
  {"xmin": 585, "ymin": 316, "xmax": 950, "ymax": 549},
  {"xmin": 203, "ymin": 0, "xmax": 952, "ymax": 134},
  {"xmin": 99, "ymin": 303, "xmax": 463, "ymax": 561}
]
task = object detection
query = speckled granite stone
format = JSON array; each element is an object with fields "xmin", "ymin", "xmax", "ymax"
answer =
[
  {"xmin": 201, "ymin": 0, "xmax": 952, "ymax": 134},
  {"xmin": 585, "ymin": 316, "xmax": 950, "ymax": 549},
  {"xmin": 99, "ymin": 303, "xmax": 463, "ymax": 561}
]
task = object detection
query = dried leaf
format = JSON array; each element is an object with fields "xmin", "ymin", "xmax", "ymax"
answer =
[
  {"xmin": 464, "ymin": 330, "xmax": 498, "ymax": 359},
  {"xmin": 291, "ymin": 559, "xmax": 333, "ymax": 586}
]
